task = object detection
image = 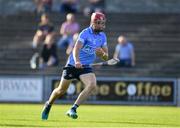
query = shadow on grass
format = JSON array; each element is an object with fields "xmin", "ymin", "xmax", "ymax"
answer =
[
  {"xmin": 83, "ymin": 120, "xmax": 180, "ymax": 127},
  {"xmin": 1, "ymin": 118, "xmax": 179, "ymax": 127},
  {"xmin": 50, "ymin": 119, "xmax": 180, "ymax": 127},
  {"xmin": 0, "ymin": 124, "xmax": 53, "ymax": 128},
  {"xmin": 0, "ymin": 119, "xmax": 54, "ymax": 128}
]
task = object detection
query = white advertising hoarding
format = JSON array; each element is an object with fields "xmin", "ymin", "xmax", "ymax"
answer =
[{"xmin": 0, "ymin": 77, "xmax": 43, "ymax": 102}]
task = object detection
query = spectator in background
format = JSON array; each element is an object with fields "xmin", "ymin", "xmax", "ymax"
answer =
[
  {"xmin": 113, "ymin": 35, "xmax": 135, "ymax": 67},
  {"xmin": 30, "ymin": 40, "xmax": 58, "ymax": 70},
  {"xmin": 57, "ymin": 13, "xmax": 79, "ymax": 49},
  {"xmin": 66, "ymin": 33, "xmax": 79, "ymax": 56},
  {"xmin": 34, "ymin": 0, "xmax": 53, "ymax": 15},
  {"xmin": 30, "ymin": 13, "xmax": 56, "ymax": 69},
  {"xmin": 39, "ymin": 39, "xmax": 58, "ymax": 69},
  {"xmin": 60, "ymin": 0, "xmax": 79, "ymax": 14},
  {"xmin": 83, "ymin": 0, "xmax": 105, "ymax": 17},
  {"xmin": 32, "ymin": 13, "xmax": 55, "ymax": 49}
]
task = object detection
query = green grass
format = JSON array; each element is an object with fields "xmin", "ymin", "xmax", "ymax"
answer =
[{"xmin": 0, "ymin": 104, "xmax": 180, "ymax": 128}]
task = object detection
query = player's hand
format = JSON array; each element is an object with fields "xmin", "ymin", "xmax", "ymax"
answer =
[
  {"xmin": 96, "ymin": 48, "xmax": 108, "ymax": 61},
  {"xmin": 96, "ymin": 48, "xmax": 104, "ymax": 56},
  {"xmin": 75, "ymin": 61, "xmax": 82, "ymax": 68}
]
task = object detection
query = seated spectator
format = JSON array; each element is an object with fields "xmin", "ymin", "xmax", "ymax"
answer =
[
  {"xmin": 60, "ymin": 0, "xmax": 79, "ymax": 14},
  {"xmin": 83, "ymin": 0, "xmax": 105, "ymax": 17},
  {"xmin": 39, "ymin": 40, "xmax": 58, "ymax": 69},
  {"xmin": 34, "ymin": 0, "xmax": 53, "ymax": 15},
  {"xmin": 57, "ymin": 13, "xmax": 79, "ymax": 49},
  {"xmin": 66, "ymin": 32, "xmax": 79, "ymax": 55},
  {"xmin": 113, "ymin": 35, "xmax": 135, "ymax": 67},
  {"xmin": 30, "ymin": 41, "xmax": 58, "ymax": 70},
  {"xmin": 30, "ymin": 52, "xmax": 39, "ymax": 69},
  {"xmin": 32, "ymin": 13, "xmax": 55, "ymax": 49}
]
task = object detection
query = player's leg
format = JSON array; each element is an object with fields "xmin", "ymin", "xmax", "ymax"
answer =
[
  {"xmin": 49, "ymin": 78, "xmax": 72, "ymax": 104},
  {"xmin": 75, "ymin": 73, "xmax": 96, "ymax": 105},
  {"xmin": 66, "ymin": 73, "xmax": 96, "ymax": 119},
  {"xmin": 42, "ymin": 77, "xmax": 72, "ymax": 120}
]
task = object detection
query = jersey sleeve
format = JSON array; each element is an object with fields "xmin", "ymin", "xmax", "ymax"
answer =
[
  {"xmin": 77, "ymin": 29, "xmax": 87, "ymax": 45},
  {"xmin": 101, "ymin": 33, "xmax": 107, "ymax": 47}
]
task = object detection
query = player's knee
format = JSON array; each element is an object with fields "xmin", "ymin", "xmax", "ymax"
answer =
[
  {"xmin": 87, "ymin": 82, "xmax": 97, "ymax": 91},
  {"xmin": 55, "ymin": 88, "xmax": 66, "ymax": 96}
]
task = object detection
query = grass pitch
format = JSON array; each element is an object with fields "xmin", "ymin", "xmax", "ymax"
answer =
[{"xmin": 0, "ymin": 104, "xmax": 180, "ymax": 128}]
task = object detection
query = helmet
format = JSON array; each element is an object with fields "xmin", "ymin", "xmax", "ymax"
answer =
[{"xmin": 91, "ymin": 12, "xmax": 106, "ymax": 23}]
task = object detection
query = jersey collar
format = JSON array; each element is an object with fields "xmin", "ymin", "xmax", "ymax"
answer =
[{"xmin": 89, "ymin": 26, "xmax": 102, "ymax": 35}]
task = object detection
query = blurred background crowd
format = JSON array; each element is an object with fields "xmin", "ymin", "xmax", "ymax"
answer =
[{"xmin": 0, "ymin": 0, "xmax": 180, "ymax": 77}]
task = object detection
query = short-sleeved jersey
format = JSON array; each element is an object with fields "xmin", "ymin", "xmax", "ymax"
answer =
[
  {"xmin": 67, "ymin": 26, "xmax": 107, "ymax": 66},
  {"xmin": 115, "ymin": 42, "xmax": 134, "ymax": 59}
]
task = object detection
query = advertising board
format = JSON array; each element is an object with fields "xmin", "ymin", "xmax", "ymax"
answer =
[
  {"xmin": 0, "ymin": 76, "xmax": 43, "ymax": 102},
  {"xmin": 50, "ymin": 77, "xmax": 177, "ymax": 105}
]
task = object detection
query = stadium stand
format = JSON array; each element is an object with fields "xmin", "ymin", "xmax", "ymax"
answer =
[{"xmin": 0, "ymin": 12, "xmax": 180, "ymax": 77}]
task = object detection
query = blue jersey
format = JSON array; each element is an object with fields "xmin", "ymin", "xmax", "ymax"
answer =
[
  {"xmin": 67, "ymin": 26, "xmax": 107, "ymax": 66},
  {"xmin": 115, "ymin": 42, "xmax": 134, "ymax": 59}
]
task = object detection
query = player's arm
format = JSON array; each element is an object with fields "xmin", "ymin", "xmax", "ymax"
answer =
[
  {"xmin": 66, "ymin": 43, "xmax": 74, "ymax": 55},
  {"xmin": 101, "ymin": 46, "xmax": 108, "ymax": 61},
  {"xmin": 96, "ymin": 33, "xmax": 108, "ymax": 61},
  {"xmin": 96, "ymin": 46, "xmax": 108, "ymax": 61},
  {"xmin": 73, "ymin": 41, "xmax": 83, "ymax": 68}
]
